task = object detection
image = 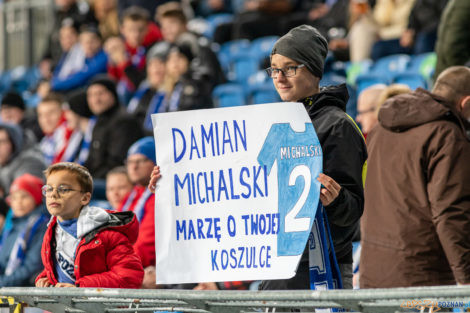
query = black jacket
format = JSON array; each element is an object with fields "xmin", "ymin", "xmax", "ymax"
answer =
[
  {"xmin": 85, "ymin": 104, "xmax": 143, "ymax": 178},
  {"xmin": 260, "ymin": 84, "xmax": 367, "ymax": 290}
]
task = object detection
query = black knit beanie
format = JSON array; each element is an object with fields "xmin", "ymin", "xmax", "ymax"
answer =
[
  {"xmin": 271, "ymin": 25, "xmax": 328, "ymax": 78},
  {"xmin": 88, "ymin": 75, "xmax": 119, "ymax": 104},
  {"xmin": 1, "ymin": 91, "xmax": 25, "ymax": 111},
  {"xmin": 67, "ymin": 90, "xmax": 93, "ymax": 118}
]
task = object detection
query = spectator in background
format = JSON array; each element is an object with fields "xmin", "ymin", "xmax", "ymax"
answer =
[
  {"xmin": 128, "ymin": 41, "xmax": 170, "ymax": 135},
  {"xmin": 50, "ymin": 18, "xmax": 84, "ymax": 90},
  {"xmin": 213, "ymin": 0, "xmax": 293, "ymax": 42},
  {"xmin": 62, "ymin": 91, "xmax": 96, "ymax": 165},
  {"xmin": 328, "ymin": 0, "xmax": 378, "ymax": 62},
  {"xmin": 368, "ymin": 0, "xmax": 415, "ymax": 60},
  {"xmin": 37, "ymin": 93, "xmax": 72, "ymax": 165},
  {"xmin": 359, "ymin": 84, "xmax": 410, "ymax": 137},
  {"xmin": 40, "ymin": 0, "xmax": 94, "ymax": 80},
  {"xmin": 106, "ymin": 166, "xmax": 133, "ymax": 210},
  {"xmin": 118, "ymin": 137, "xmax": 156, "ymax": 288},
  {"xmin": 355, "ymin": 84, "xmax": 386, "ymax": 138},
  {"xmin": 156, "ymin": 2, "xmax": 226, "ymax": 88},
  {"xmin": 400, "ymin": 0, "xmax": 448, "ymax": 55},
  {"xmin": 0, "ymin": 174, "xmax": 49, "ymax": 287},
  {"xmin": 0, "ymin": 122, "xmax": 46, "ymax": 198},
  {"xmin": 105, "ymin": 6, "xmax": 162, "ymax": 103},
  {"xmin": 164, "ymin": 43, "xmax": 214, "ymax": 111},
  {"xmin": 0, "ymin": 91, "xmax": 42, "ymax": 143},
  {"xmin": 360, "ymin": 66, "xmax": 470, "ymax": 288},
  {"xmin": 85, "ymin": 76, "xmax": 143, "ymax": 179},
  {"xmin": 90, "ymin": 0, "xmax": 120, "ymax": 40},
  {"xmin": 281, "ymin": 0, "xmax": 350, "ymax": 45},
  {"xmin": 118, "ymin": 0, "xmax": 170, "ymax": 19},
  {"xmin": 51, "ymin": 25, "xmax": 108, "ymax": 93},
  {"xmin": 434, "ymin": 0, "xmax": 470, "ymax": 80}
]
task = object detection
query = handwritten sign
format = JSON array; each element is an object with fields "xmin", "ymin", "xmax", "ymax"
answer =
[{"xmin": 152, "ymin": 102, "xmax": 322, "ymax": 284}]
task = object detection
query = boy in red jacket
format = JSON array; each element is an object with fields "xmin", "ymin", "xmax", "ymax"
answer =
[{"xmin": 35, "ymin": 162, "xmax": 143, "ymax": 288}]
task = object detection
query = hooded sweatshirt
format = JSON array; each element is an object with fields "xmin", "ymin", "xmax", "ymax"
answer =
[
  {"xmin": 0, "ymin": 123, "xmax": 46, "ymax": 195},
  {"xmin": 360, "ymin": 88, "xmax": 470, "ymax": 287}
]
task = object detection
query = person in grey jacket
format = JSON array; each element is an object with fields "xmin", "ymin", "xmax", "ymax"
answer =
[{"xmin": 0, "ymin": 122, "xmax": 47, "ymax": 197}]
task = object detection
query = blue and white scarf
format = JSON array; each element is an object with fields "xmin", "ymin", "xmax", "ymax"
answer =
[
  {"xmin": 309, "ymin": 203, "xmax": 344, "ymax": 312},
  {"xmin": 144, "ymin": 92, "xmax": 165, "ymax": 131},
  {"xmin": 0, "ymin": 211, "xmax": 48, "ymax": 276},
  {"xmin": 120, "ymin": 188, "xmax": 152, "ymax": 223},
  {"xmin": 75, "ymin": 117, "xmax": 96, "ymax": 165}
]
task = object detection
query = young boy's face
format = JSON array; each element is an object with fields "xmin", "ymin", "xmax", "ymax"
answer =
[
  {"xmin": 160, "ymin": 17, "xmax": 186, "ymax": 43},
  {"xmin": 80, "ymin": 32, "xmax": 102, "ymax": 58},
  {"xmin": 37, "ymin": 101, "xmax": 63, "ymax": 135},
  {"xmin": 120, "ymin": 19, "xmax": 147, "ymax": 48},
  {"xmin": 44, "ymin": 170, "xmax": 91, "ymax": 222},
  {"xmin": 10, "ymin": 190, "xmax": 36, "ymax": 218},
  {"xmin": 59, "ymin": 26, "xmax": 78, "ymax": 52},
  {"xmin": 106, "ymin": 172, "xmax": 133, "ymax": 210}
]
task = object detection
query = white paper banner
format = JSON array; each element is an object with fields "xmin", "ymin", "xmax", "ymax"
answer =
[{"xmin": 152, "ymin": 102, "xmax": 322, "ymax": 284}]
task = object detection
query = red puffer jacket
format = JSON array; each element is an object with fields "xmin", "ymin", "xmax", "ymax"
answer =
[{"xmin": 36, "ymin": 210, "xmax": 144, "ymax": 288}]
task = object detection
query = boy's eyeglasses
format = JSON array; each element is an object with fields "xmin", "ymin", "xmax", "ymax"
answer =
[
  {"xmin": 42, "ymin": 185, "xmax": 83, "ymax": 197},
  {"xmin": 265, "ymin": 64, "xmax": 305, "ymax": 79}
]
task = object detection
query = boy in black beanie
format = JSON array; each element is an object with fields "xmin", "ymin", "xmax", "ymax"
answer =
[{"xmin": 262, "ymin": 25, "xmax": 367, "ymax": 290}]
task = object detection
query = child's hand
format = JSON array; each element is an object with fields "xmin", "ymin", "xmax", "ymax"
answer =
[
  {"xmin": 148, "ymin": 166, "xmax": 161, "ymax": 193},
  {"xmin": 55, "ymin": 283, "xmax": 76, "ymax": 288},
  {"xmin": 36, "ymin": 277, "xmax": 52, "ymax": 287}
]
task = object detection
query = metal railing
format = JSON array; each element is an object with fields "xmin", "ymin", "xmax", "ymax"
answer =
[
  {"xmin": 1, "ymin": 285, "xmax": 470, "ymax": 313},
  {"xmin": 0, "ymin": 0, "xmax": 54, "ymax": 70}
]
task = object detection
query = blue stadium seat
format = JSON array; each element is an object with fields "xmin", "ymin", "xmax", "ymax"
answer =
[
  {"xmin": 203, "ymin": 13, "xmax": 234, "ymax": 39},
  {"xmin": 218, "ymin": 39, "xmax": 251, "ymax": 76},
  {"xmin": 406, "ymin": 52, "xmax": 436, "ymax": 84},
  {"xmin": 369, "ymin": 54, "xmax": 411, "ymax": 80},
  {"xmin": 212, "ymin": 83, "xmax": 246, "ymax": 107},
  {"xmin": 248, "ymin": 81, "xmax": 280, "ymax": 104},
  {"xmin": 355, "ymin": 73, "xmax": 390, "ymax": 95},
  {"xmin": 231, "ymin": 52, "xmax": 259, "ymax": 84},
  {"xmin": 250, "ymin": 36, "xmax": 279, "ymax": 67},
  {"xmin": 392, "ymin": 72, "xmax": 427, "ymax": 90}
]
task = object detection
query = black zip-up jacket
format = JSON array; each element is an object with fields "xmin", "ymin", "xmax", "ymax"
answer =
[
  {"xmin": 85, "ymin": 104, "xmax": 144, "ymax": 179},
  {"xmin": 261, "ymin": 84, "xmax": 367, "ymax": 290}
]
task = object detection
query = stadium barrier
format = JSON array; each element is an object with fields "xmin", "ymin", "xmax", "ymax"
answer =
[
  {"xmin": 0, "ymin": 0, "xmax": 54, "ymax": 70},
  {"xmin": 1, "ymin": 285, "xmax": 470, "ymax": 313}
]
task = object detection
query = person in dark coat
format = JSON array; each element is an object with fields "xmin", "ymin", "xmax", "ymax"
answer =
[
  {"xmin": 400, "ymin": 0, "xmax": 448, "ymax": 55},
  {"xmin": 259, "ymin": 25, "xmax": 367, "ymax": 290},
  {"xmin": 40, "ymin": 0, "xmax": 95, "ymax": 79},
  {"xmin": 434, "ymin": 0, "xmax": 470, "ymax": 79},
  {"xmin": 1, "ymin": 92, "xmax": 43, "ymax": 142},
  {"xmin": 85, "ymin": 75, "xmax": 144, "ymax": 179},
  {"xmin": 127, "ymin": 41, "xmax": 171, "ymax": 135},
  {"xmin": 360, "ymin": 66, "xmax": 470, "ymax": 288}
]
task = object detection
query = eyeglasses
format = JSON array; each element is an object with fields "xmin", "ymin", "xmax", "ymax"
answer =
[
  {"xmin": 266, "ymin": 64, "xmax": 305, "ymax": 79},
  {"xmin": 42, "ymin": 185, "xmax": 83, "ymax": 197},
  {"xmin": 125, "ymin": 158, "xmax": 151, "ymax": 167}
]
